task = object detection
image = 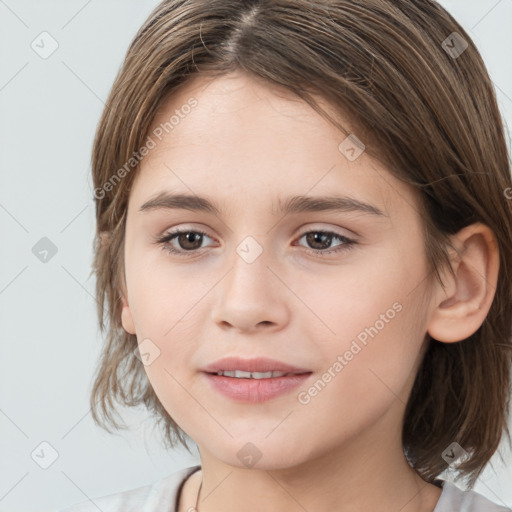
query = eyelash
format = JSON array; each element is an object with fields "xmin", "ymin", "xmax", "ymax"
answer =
[{"xmin": 155, "ymin": 228, "xmax": 356, "ymax": 258}]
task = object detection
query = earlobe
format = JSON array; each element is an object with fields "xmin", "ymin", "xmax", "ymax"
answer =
[
  {"xmin": 120, "ymin": 295, "xmax": 136, "ymax": 335},
  {"xmin": 427, "ymin": 223, "xmax": 499, "ymax": 343}
]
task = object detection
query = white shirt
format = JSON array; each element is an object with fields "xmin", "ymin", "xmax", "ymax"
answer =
[{"xmin": 56, "ymin": 465, "xmax": 512, "ymax": 512}]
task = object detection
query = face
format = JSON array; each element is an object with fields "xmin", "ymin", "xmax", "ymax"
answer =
[{"xmin": 121, "ymin": 71, "xmax": 436, "ymax": 469}]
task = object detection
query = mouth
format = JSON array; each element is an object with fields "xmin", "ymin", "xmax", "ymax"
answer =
[
  {"xmin": 203, "ymin": 370, "xmax": 313, "ymax": 404},
  {"xmin": 205, "ymin": 369, "xmax": 310, "ymax": 379},
  {"xmin": 200, "ymin": 355, "xmax": 312, "ymax": 375},
  {"xmin": 200, "ymin": 356, "xmax": 313, "ymax": 402}
]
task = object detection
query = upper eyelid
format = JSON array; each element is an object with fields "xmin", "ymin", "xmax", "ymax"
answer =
[{"xmin": 160, "ymin": 221, "xmax": 358, "ymax": 238}]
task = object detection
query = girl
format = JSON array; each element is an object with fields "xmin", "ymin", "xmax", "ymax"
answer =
[{"xmin": 60, "ymin": 0, "xmax": 512, "ymax": 510}]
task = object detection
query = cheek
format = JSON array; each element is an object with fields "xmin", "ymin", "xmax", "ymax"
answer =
[
  {"xmin": 290, "ymin": 253, "xmax": 412, "ymax": 341},
  {"xmin": 298, "ymin": 300, "xmax": 426, "ymax": 445},
  {"xmin": 126, "ymin": 248, "xmax": 198, "ymax": 334},
  {"xmin": 136, "ymin": 320, "xmax": 199, "ymax": 430},
  {"xmin": 303, "ymin": 253, "xmax": 428, "ymax": 412}
]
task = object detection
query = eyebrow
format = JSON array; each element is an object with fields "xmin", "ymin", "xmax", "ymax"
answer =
[{"xmin": 139, "ymin": 192, "xmax": 387, "ymax": 218}]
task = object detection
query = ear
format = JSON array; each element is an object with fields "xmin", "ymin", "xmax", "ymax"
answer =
[
  {"xmin": 120, "ymin": 292, "xmax": 136, "ymax": 335},
  {"xmin": 427, "ymin": 223, "xmax": 499, "ymax": 343},
  {"xmin": 105, "ymin": 229, "xmax": 135, "ymax": 336}
]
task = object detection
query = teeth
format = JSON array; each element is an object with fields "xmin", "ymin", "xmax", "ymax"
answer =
[{"xmin": 217, "ymin": 370, "xmax": 289, "ymax": 379}]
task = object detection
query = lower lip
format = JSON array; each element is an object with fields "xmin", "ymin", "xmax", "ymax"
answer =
[{"xmin": 202, "ymin": 372, "xmax": 312, "ymax": 403}]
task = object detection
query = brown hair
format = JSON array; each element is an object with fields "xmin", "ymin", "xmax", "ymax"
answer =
[{"xmin": 89, "ymin": 0, "xmax": 512, "ymax": 488}]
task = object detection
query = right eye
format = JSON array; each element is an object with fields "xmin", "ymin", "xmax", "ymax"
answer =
[{"xmin": 155, "ymin": 229, "xmax": 216, "ymax": 257}]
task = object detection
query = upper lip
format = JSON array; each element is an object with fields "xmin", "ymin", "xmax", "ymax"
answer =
[{"xmin": 201, "ymin": 356, "xmax": 312, "ymax": 374}]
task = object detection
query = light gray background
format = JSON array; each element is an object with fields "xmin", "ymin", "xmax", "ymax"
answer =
[{"xmin": 0, "ymin": 1, "xmax": 511, "ymax": 511}]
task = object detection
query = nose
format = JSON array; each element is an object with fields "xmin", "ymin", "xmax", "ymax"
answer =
[{"xmin": 210, "ymin": 238, "xmax": 290, "ymax": 334}]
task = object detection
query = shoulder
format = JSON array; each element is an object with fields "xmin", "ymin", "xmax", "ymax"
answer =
[
  {"xmin": 434, "ymin": 479, "xmax": 512, "ymax": 512},
  {"xmin": 56, "ymin": 465, "xmax": 201, "ymax": 512}
]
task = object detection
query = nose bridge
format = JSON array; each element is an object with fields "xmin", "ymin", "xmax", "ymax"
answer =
[{"xmin": 227, "ymin": 233, "xmax": 273, "ymax": 295}]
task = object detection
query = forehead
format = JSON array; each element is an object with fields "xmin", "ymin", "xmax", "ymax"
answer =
[{"xmin": 131, "ymin": 71, "xmax": 418, "ymax": 222}]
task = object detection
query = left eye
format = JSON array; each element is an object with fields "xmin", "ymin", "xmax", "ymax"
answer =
[
  {"xmin": 295, "ymin": 230, "xmax": 356, "ymax": 255},
  {"xmin": 155, "ymin": 229, "xmax": 356, "ymax": 257}
]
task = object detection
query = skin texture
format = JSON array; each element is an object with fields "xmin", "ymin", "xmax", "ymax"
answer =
[{"xmin": 119, "ymin": 71, "xmax": 499, "ymax": 512}]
